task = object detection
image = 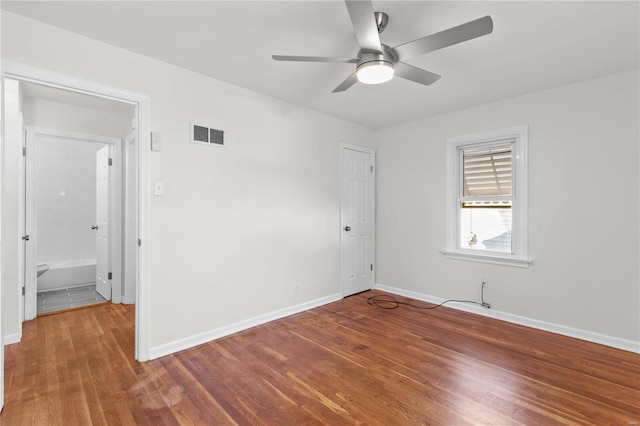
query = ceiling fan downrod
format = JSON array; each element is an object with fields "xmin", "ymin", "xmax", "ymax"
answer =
[{"xmin": 374, "ymin": 11, "xmax": 389, "ymax": 34}]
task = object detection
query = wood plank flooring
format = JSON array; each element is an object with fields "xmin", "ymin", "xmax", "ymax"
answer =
[{"xmin": 2, "ymin": 290, "xmax": 639, "ymax": 425}]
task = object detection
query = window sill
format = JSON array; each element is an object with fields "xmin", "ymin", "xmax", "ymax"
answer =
[{"xmin": 440, "ymin": 250, "xmax": 532, "ymax": 268}]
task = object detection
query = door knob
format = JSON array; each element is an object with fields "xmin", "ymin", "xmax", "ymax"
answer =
[
  {"xmin": 344, "ymin": 226, "xmax": 351, "ymax": 232},
  {"xmin": 91, "ymin": 225, "xmax": 99, "ymax": 230}
]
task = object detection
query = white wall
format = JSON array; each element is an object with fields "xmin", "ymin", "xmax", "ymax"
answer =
[
  {"xmin": 372, "ymin": 70, "xmax": 640, "ymax": 346},
  {"xmin": 23, "ymin": 97, "xmax": 129, "ymax": 139},
  {"xmin": 35, "ymin": 138, "xmax": 105, "ymax": 264},
  {"xmin": 1, "ymin": 12, "xmax": 374, "ymax": 350}
]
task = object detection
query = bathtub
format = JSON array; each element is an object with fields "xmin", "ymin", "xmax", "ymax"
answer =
[{"xmin": 37, "ymin": 258, "xmax": 97, "ymax": 292}]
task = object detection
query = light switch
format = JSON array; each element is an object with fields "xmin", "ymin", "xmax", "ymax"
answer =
[
  {"xmin": 151, "ymin": 132, "xmax": 161, "ymax": 151},
  {"xmin": 154, "ymin": 181, "xmax": 164, "ymax": 196}
]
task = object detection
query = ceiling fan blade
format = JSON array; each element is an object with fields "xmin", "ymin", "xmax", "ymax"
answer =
[
  {"xmin": 345, "ymin": 0, "xmax": 382, "ymax": 53},
  {"xmin": 393, "ymin": 16, "xmax": 493, "ymax": 61},
  {"xmin": 394, "ymin": 62, "xmax": 441, "ymax": 86},
  {"xmin": 332, "ymin": 72, "xmax": 358, "ymax": 93},
  {"xmin": 272, "ymin": 55, "xmax": 358, "ymax": 63}
]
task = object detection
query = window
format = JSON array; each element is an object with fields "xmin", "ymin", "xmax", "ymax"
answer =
[{"xmin": 444, "ymin": 125, "xmax": 530, "ymax": 267}]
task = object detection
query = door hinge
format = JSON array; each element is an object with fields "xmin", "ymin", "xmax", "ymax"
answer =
[
  {"xmin": 22, "ymin": 235, "xmax": 30, "ymax": 241},
  {"xmin": 22, "ymin": 147, "xmax": 26, "ymax": 156},
  {"xmin": 138, "ymin": 238, "xmax": 142, "ymax": 247},
  {"xmin": 108, "ymin": 272, "xmax": 112, "ymax": 280},
  {"xmin": 108, "ymin": 158, "xmax": 113, "ymax": 166},
  {"xmin": 370, "ymin": 264, "xmax": 373, "ymax": 271},
  {"xmin": 370, "ymin": 165, "xmax": 373, "ymax": 173},
  {"xmin": 22, "ymin": 286, "xmax": 25, "ymax": 296}
]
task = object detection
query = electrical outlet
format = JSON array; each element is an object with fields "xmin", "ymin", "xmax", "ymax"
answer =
[{"xmin": 294, "ymin": 282, "xmax": 300, "ymax": 295}]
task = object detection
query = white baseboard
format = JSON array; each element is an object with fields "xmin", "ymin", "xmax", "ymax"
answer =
[
  {"xmin": 3, "ymin": 332, "xmax": 22, "ymax": 346},
  {"xmin": 375, "ymin": 283, "xmax": 640, "ymax": 354},
  {"xmin": 149, "ymin": 293, "xmax": 342, "ymax": 360}
]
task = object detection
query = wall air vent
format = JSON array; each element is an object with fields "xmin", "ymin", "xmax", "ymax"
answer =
[{"xmin": 190, "ymin": 122, "xmax": 225, "ymax": 148}]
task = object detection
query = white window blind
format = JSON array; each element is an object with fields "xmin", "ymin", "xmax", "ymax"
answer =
[{"xmin": 463, "ymin": 143, "xmax": 513, "ymax": 197}]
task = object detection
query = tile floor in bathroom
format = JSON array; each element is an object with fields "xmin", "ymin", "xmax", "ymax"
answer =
[{"xmin": 37, "ymin": 283, "xmax": 107, "ymax": 314}]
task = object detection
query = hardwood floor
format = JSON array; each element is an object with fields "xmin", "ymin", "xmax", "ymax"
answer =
[{"xmin": 2, "ymin": 290, "xmax": 639, "ymax": 425}]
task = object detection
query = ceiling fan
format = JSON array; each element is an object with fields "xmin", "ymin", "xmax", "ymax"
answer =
[{"xmin": 272, "ymin": 0, "xmax": 493, "ymax": 93}]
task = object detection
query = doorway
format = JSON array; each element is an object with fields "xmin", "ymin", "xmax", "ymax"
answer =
[
  {"xmin": 340, "ymin": 144, "xmax": 376, "ymax": 297},
  {"xmin": 1, "ymin": 60, "xmax": 151, "ymax": 363},
  {"xmin": 24, "ymin": 127, "xmax": 122, "ymax": 318}
]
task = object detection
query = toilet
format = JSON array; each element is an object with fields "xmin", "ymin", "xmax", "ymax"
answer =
[{"xmin": 37, "ymin": 263, "xmax": 49, "ymax": 278}]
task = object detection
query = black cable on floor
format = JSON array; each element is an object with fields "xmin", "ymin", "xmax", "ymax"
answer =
[{"xmin": 367, "ymin": 294, "xmax": 485, "ymax": 310}]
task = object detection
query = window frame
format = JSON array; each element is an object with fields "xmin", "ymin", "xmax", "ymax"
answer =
[{"xmin": 444, "ymin": 125, "xmax": 530, "ymax": 267}]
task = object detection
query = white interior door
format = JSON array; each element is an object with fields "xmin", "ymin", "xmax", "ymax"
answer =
[
  {"xmin": 341, "ymin": 145, "xmax": 375, "ymax": 297},
  {"xmin": 96, "ymin": 146, "xmax": 111, "ymax": 300}
]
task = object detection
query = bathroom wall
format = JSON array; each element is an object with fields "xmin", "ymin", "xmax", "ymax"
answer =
[{"xmin": 34, "ymin": 138, "xmax": 106, "ymax": 264}]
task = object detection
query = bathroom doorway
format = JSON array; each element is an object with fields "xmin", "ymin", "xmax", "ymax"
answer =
[
  {"xmin": 2, "ymin": 62, "xmax": 151, "ymax": 369},
  {"xmin": 24, "ymin": 126, "xmax": 123, "ymax": 317},
  {"xmin": 15, "ymin": 79, "xmax": 134, "ymax": 319}
]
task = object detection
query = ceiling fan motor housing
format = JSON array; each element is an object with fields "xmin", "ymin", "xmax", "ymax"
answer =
[{"xmin": 356, "ymin": 47, "xmax": 396, "ymax": 70}]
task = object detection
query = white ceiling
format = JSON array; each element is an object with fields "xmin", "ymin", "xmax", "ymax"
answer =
[{"xmin": 3, "ymin": 1, "xmax": 638, "ymax": 129}]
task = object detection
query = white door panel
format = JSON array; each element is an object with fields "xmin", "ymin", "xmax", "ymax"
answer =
[
  {"xmin": 96, "ymin": 146, "xmax": 111, "ymax": 300},
  {"xmin": 341, "ymin": 146, "xmax": 375, "ymax": 297}
]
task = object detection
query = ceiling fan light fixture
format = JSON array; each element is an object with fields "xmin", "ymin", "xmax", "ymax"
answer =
[{"xmin": 356, "ymin": 60, "xmax": 394, "ymax": 84}]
